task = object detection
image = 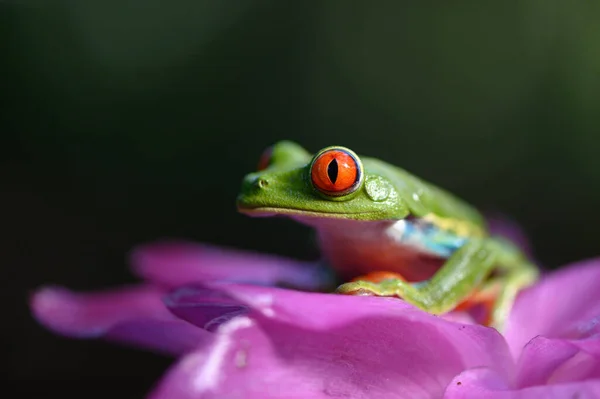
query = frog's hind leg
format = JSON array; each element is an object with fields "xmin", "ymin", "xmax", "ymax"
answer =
[
  {"xmin": 488, "ymin": 266, "xmax": 538, "ymax": 331},
  {"xmin": 484, "ymin": 237, "xmax": 539, "ymax": 330},
  {"xmin": 454, "ymin": 279, "xmax": 503, "ymax": 323}
]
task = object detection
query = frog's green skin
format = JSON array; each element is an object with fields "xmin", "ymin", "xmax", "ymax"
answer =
[{"xmin": 237, "ymin": 141, "xmax": 538, "ymax": 331}]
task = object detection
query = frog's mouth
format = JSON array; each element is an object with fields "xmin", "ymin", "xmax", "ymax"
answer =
[
  {"xmin": 236, "ymin": 204, "xmax": 375, "ymax": 220},
  {"xmin": 236, "ymin": 206, "xmax": 279, "ymax": 217}
]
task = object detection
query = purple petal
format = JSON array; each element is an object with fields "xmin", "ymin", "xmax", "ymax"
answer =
[
  {"xmin": 164, "ymin": 286, "xmax": 249, "ymax": 332},
  {"xmin": 30, "ymin": 285, "xmax": 209, "ymax": 356},
  {"xmin": 504, "ymin": 259, "xmax": 600, "ymax": 358},
  {"xmin": 515, "ymin": 336, "xmax": 600, "ymax": 387},
  {"xmin": 131, "ymin": 241, "xmax": 331, "ymax": 290},
  {"xmin": 444, "ymin": 368, "xmax": 600, "ymax": 398},
  {"xmin": 153, "ymin": 284, "xmax": 514, "ymax": 398}
]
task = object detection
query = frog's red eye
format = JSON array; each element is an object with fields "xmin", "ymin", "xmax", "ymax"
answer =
[
  {"xmin": 257, "ymin": 146, "xmax": 273, "ymax": 171},
  {"xmin": 310, "ymin": 149, "xmax": 361, "ymax": 196}
]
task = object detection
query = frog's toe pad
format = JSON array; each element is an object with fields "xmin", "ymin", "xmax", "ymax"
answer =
[
  {"xmin": 335, "ymin": 282, "xmax": 375, "ymax": 296},
  {"xmin": 335, "ymin": 281, "xmax": 404, "ymax": 299}
]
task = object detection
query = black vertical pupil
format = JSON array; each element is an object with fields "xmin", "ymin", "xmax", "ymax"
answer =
[{"xmin": 327, "ymin": 159, "xmax": 338, "ymax": 183}]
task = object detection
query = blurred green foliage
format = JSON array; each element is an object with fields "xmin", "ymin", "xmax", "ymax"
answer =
[{"xmin": 4, "ymin": 1, "xmax": 600, "ymax": 394}]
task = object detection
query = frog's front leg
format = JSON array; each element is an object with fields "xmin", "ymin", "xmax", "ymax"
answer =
[{"xmin": 336, "ymin": 239, "xmax": 497, "ymax": 315}]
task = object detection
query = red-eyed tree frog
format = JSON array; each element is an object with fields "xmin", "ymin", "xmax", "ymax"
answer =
[{"xmin": 237, "ymin": 141, "xmax": 539, "ymax": 331}]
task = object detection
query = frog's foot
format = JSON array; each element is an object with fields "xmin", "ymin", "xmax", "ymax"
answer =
[
  {"xmin": 336, "ymin": 272, "xmax": 416, "ymax": 299},
  {"xmin": 336, "ymin": 280, "xmax": 391, "ymax": 297}
]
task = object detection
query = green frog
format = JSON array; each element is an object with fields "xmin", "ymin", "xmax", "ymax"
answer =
[{"xmin": 236, "ymin": 141, "xmax": 538, "ymax": 330}]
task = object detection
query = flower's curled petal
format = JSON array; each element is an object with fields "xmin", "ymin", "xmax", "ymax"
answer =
[
  {"xmin": 165, "ymin": 283, "xmax": 477, "ymax": 331},
  {"xmin": 131, "ymin": 241, "xmax": 332, "ymax": 290},
  {"xmin": 515, "ymin": 336, "xmax": 600, "ymax": 387},
  {"xmin": 504, "ymin": 258, "xmax": 600, "ymax": 357},
  {"xmin": 444, "ymin": 368, "xmax": 600, "ymax": 399},
  {"xmin": 159, "ymin": 284, "xmax": 514, "ymax": 398},
  {"xmin": 163, "ymin": 285, "xmax": 249, "ymax": 332},
  {"xmin": 30, "ymin": 285, "xmax": 209, "ymax": 356}
]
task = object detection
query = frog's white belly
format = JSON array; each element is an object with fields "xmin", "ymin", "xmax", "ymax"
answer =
[{"xmin": 310, "ymin": 218, "xmax": 467, "ymax": 282}]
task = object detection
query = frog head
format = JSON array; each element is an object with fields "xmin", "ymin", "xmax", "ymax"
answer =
[{"xmin": 236, "ymin": 141, "xmax": 409, "ymax": 223}]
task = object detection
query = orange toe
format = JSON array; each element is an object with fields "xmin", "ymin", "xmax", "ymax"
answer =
[{"xmin": 351, "ymin": 271, "xmax": 407, "ymax": 284}]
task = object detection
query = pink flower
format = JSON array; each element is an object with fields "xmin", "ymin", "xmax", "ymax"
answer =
[{"xmin": 30, "ymin": 235, "xmax": 600, "ymax": 398}]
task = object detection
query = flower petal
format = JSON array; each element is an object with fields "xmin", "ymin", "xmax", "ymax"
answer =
[
  {"xmin": 504, "ymin": 258, "xmax": 600, "ymax": 357},
  {"xmin": 444, "ymin": 368, "xmax": 600, "ymax": 398},
  {"xmin": 515, "ymin": 336, "xmax": 600, "ymax": 387},
  {"xmin": 30, "ymin": 285, "xmax": 209, "ymax": 356},
  {"xmin": 164, "ymin": 286, "xmax": 249, "ymax": 332},
  {"xmin": 131, "ymin": 241, "xmax": 332, "ymax": 290},
  {"xmin": 155, "ymin": 284, "xmax": 514, "ymax": 398}
]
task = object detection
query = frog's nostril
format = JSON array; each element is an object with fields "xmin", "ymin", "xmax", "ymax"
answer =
[
  {"xmin": 242, "ymin": 174, "xmax": 268, "ymax": 191},
  {"xmin": 257, "ymin": 178, "xmax": 269, "ymax": 189}
]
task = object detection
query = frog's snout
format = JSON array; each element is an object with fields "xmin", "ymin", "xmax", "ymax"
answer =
[
  {"xmin": 237, "ymin": 173, "xmax": 270, "ymax": 210},
  {"xmin": 238, "ymin": 173, "xmax": 279, "ymax": 216}
]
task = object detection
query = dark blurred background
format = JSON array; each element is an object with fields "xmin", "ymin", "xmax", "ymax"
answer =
[{"xmin": 3, "ymin": 1, "xmax": 600, "ymax": 397}]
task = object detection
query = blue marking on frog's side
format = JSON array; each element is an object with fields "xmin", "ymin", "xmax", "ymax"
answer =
[{"xmin": 388, "ymin": 218, "xmax": 467, "ymax": 257}]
